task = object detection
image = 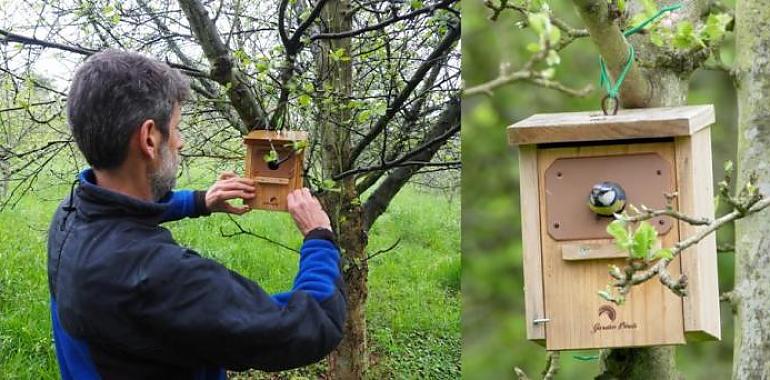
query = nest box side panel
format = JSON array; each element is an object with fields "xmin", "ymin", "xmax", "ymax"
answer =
[
  {"xmin": 518, "ymin": 145, "xmax": 546, "ymax": 343},
  {"xmin": 676, "ymin": 129, "xmax": 721, "ymax": 341},
  {"xmin": 537, "ymin": 142, "xmax": 685, "ymax": 351}
]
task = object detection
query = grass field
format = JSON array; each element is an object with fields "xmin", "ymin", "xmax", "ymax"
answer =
[{"xmin": 0, "ymin": 172, "xmax": 460, "ymax": 379}]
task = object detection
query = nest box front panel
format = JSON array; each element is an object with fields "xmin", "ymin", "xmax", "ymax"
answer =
[
  {"xmin": 245, "ymin": 141, "xmax": 304, "ymax": 211},
  {"xmin": 537, "ymin": 142, "xmax": 685, "ymax": 350}
]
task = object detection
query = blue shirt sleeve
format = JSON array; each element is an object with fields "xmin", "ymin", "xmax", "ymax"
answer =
[
  {"xmin": 271, "ymin": 237, "xmax": 341, "ymax": 306},
  {"xmin": 158, "ymin": 190, "xmax": 209, "ymax": 223}
]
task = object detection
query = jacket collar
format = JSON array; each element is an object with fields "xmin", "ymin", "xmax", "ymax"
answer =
[{"xmin": 74, "ymin": 168, "xmax": 171, "ymax": 224}]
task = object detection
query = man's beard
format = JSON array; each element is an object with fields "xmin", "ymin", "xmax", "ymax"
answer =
[{"xmin": 149, "ymin": 143, "xmax": 180, "ymax": 201}]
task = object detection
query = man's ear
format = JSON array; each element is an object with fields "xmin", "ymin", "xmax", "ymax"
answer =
[{"xmin": 137, "ymin": 119, "xmax": 162, "ymax": 160}]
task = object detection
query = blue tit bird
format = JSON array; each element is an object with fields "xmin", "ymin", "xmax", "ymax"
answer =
[{"xmin": 587, "ymin": 181, "xmax": 627, "ymax": 216}]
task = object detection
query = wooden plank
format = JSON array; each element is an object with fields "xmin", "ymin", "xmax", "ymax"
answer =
[
  {"xmin": 538, "ymin": 142, "xmax": 685, "ymax": 350},
  {"xmin": 675, "ymin": 130, "xmax": 721, "ymax": 341},
  {"xmin": 562, "ymin": 241, "xmax": 661, "ymax": 261},
  {"xmin": 518, "ymin": 145, "xmax": 547, "ymax": 342},
  {"xmin": 254, "ymin": 176, "xmax": 290, "ymax": 185},
  {"xmin": 508, "ymin": 105, "xmax": 715, "ymax": 145},
  {"xmin": 244, "ymin": 129, "xmax": 308, "ymax": 142}
]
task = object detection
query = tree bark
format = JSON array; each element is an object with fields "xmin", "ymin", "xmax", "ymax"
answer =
[
  {"xmin": 315, "ymin": 1, "xmax": 370, "ymax": 378},
  {"xmin": 570, "ymin": 1, "xmax": 706, "ymax": 378},
  {"xmin": 733, "ymin": 1, "xmax": 770, "ymax": 378}
]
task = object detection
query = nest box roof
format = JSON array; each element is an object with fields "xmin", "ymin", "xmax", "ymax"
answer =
[
  {"xmin": 244, "ymin": 130, "xmax": 308, "ymax": 143},
  {"xmin": 507, "ymin": 105, "xmax": 715, "ymax": 145}
]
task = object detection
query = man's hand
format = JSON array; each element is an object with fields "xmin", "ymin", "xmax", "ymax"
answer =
[
  {"xmin": 287, "ymin": 188, "xmax": 332, "ymax": 236},
  {"xmin": 205, "ymin": 172, "xmax": 256, "ymax": 215}
]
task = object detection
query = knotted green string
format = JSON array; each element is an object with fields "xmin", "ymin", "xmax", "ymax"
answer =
[{"xmin": 599, "ymin": 3, "xmax": 683, "ymax": 100}]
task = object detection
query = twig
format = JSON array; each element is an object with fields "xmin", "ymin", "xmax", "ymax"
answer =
[
  {"xmin": 363, "ymin": 238, "xmax": 402, "ymax": 262},
  {"xmin": 542, "ymin": 351, "xmax": 560, "ymax": 380},
  {"xmin": 612, "ymin": 197, "xmax": 770, "ymax": 299},
  {"xmin": 220, "ymin": 214, "xmax": 299, "ymax": 253},
  {"xmin": 514, "ymin": 351, "xmax": 560, "ymax": 380},
  {"xmin": 621, "ymin": 202, "xmax": 711, "ymax": 226},
  {"xmin": 469, "ymin": 0, "xmax": 590, "ymax": 97},
  {"xmin": 310, "ymin": 0, "xmax": 458, "ymax": 40},
  {"xmin": 717, "ymin": 243, "xmax": 735, "ymax": 253},
  {"xmin": 0, "ymin": 29, "xmax": 208, "ymax": 79}
]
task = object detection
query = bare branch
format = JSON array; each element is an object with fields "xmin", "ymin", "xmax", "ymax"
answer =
[
  {"xmin": 363, "ymin": 237, "xmax": 401, "ymax": 262},
  {"xmin": 178, "ymin": 0, "xmax": 269, "ymax": 132},
  {"xmin": 311, "ymin": 0, "xmax": 458, "ymax": 40},
  {"xmin": 514, "ymin": 351, "xmax": 560, "ymax": 380},
  {"xmin": 571, "ymin": 0, "xmax": 652, "ymax": 107},
  {"xmin": 220, "ymin": 214, "xmax": 299, "ymax": 253},
  {"xmin": 349, "ymin": 20, "xmax": 459, "ymax": 166}
]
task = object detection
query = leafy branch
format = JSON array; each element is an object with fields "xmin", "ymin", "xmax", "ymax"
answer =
[
  {"xmin": 514, "ymin": 351, "xmax": 560, "ymax": 380},
  {"xmin": 464, "ymin": 2, "xmax": 591, "ymax": 97},
  {"xmin": 600, "ymin": 161, "xmax": 768, "ymax": 304}
]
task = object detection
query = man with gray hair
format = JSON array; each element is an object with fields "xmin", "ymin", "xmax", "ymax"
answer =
[{"xmin": 47, "ymin": 49, "xmax": 345, "ymax": 379}]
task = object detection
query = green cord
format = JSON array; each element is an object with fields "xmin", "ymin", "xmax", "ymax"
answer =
[
  {"xmin": 622, "ymin": 3, "xmax": 683, "ymax": 37},
  {"xmin": 598, "ymin": 3, "xmax": 682, "ymax": 100},
  {"xmin": 573, "ymin": 354, "xmax": 600, "ymax": 361},
  {"xmin": 599, "ymin": 45, "xmax": 635, "ymax": 98}
]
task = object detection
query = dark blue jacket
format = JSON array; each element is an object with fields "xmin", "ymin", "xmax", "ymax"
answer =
[{"xmin": 47, "ymin": 169, "xmax": 346, "ymax": 379}]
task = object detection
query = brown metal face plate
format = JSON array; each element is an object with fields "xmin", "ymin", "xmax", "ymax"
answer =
[{"xmin": 544, "ymin": 153, "xmax": 673, "ymax": 240}]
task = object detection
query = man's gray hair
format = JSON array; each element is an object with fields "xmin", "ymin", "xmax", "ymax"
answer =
[{"xmin": 67, "ymin": 49, "xmax": 190, "ymax": 169}]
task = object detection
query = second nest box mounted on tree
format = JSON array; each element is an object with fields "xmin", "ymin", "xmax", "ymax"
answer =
[
  {"xmin": 244, "ymin": 130, "xmax": 308, "ymax": 212},
  {"xmin": 508, "ymin": 105, "xmax": 721, "ymax": 351}
]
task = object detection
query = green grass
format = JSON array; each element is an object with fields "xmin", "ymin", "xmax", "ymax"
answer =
[{"xmin": 0, "ymin": 175, "xmax": 460, "ymax": 379}]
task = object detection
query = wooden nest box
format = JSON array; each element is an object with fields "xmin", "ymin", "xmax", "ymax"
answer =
[
  {"xmin": 508, "ymin": 105, "xmax": 720, "ymax": 350},
  {"xmin": 244, "ymin": 130, "xmax": 308, "ymax": 212}
]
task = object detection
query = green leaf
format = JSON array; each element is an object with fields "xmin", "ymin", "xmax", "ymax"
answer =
[
  {"xmin": 233, "ymin": 49, "xmax": 251, "ymax": 67},
  {"xmin": 320, "ymin": 179, "xmax": 341, "ymax": 192},
  {"xmin": 527, "ymin": 13, "xmax": 549, "ymax": 35},
  {"xmin": 548, "ymin": 27, "xmax": 561, "ymax": 45},
  {"xmin": 329, "ymin": 48, "xmax": 350, "ymax": 62},
  {"xmin": 263, "ymin": 149, "xmax": 278, "ymax": 163},
  {"xmin": 640, "ymin": 0, "xmax": 657, "ymax": 14},
  {"xmin": 526, "ymin": 42, "xmax": 541, "ymax": 53},
  {"xmin": 673, "ymin": 21, "xmax": 704, "ymax": 49},
  {"xmin": 357, "ymin": 109, "xmax": 372, "ymax": 123},
  {"xmin": 724, "ymin": 160, "xmax": 734, "ymax": 173},
  {"xmin": 298, "ymin": 94, "xmax": 312, "ymax": 107},
  {"xmin": 607, "ymin": 220, "xmax": 632, "ymax": 251},
  {"xmin": 702, "ymin": 13, "xmax": 732, "ymax": 42},
  {"xmin": 650, "ymin": 29, "xmax": 666, "ymax": 47},
  {"xmin": 546, "ymin": 50, "xmax": 560, "ymax": 66},
  {"xmin": 410, "ymin": 0, "xmax": 424, "ymax": 9},
  {"xmin": 654, "ymin": 248, "xmax": 674, "ymax": 260},
  {"xmin": 291, "ymin": 140, "xmax": 308, "ymax": 151},
  {"xmin": 255, "ymin": 61, "xmax": 269, "ymax": 73},
  {"xmin": 632, "ymin": 221, "xmax": 658, "ymax": 260},
  {"xmin": 628, "ymin": 13, "xmax": 649, "ymax": 28}
]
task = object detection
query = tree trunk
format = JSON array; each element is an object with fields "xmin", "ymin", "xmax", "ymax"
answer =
[
  {"xmin": 315, "ymin": 1, "xmax": 370, "ymax": 378},
  {"xmin": 570, "ymin": 1, "xmax": 706, "ymax": 378},
  {"xmin": 0, "ymin": 157, "xmax": 8, "ymax": 199},
  {"xmin": 733, "ymin": 1, "xmax": 770, "ymax": 378}
]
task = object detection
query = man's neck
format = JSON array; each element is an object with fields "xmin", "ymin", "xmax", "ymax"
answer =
[{"xmin": 93, "ymin": 166, "xmax": 154, "ymax": 202}]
